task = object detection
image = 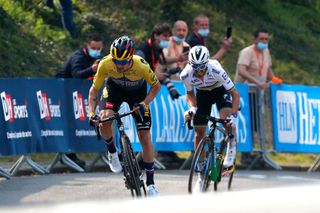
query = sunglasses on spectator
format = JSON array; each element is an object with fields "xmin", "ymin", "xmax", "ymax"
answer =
[
  {"xmin": 191, "ymin": 64, "xmax": 207, "ymax": 70},
  {"xmin": 113, "ymin": 59, "xmax": 131, "ymax": 65}
]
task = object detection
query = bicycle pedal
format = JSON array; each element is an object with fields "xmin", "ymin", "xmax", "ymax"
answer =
[{"xmin": 123, "ymin": 178, "xmax": 131, "ymax": 189}]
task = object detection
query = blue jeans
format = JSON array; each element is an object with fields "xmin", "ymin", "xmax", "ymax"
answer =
[{"xmin": 46, "ymin": 0, "xmax": 75, "ymax": 36}]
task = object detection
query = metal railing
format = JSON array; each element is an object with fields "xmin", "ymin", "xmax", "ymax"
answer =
[{"xmin": 246, "ymin": 84, "xmax": 281, "ymax": 170}]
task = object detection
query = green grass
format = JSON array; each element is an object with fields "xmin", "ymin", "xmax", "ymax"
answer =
[{"xmin": 269, "ymin": 153, "xmax": 317, "ymax": 167}]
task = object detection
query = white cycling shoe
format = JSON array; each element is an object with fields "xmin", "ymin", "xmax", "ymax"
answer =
[
  {"xmin": 108, "ymin": 152, "xmax": 122, "ymax": 174},
  {"xmin": 223, "ymin": 142, "xmax": 236, "ymax": 168},
  {"xmin": 147, "ymin": 184, "xmax": 160, "ymax": 197}
]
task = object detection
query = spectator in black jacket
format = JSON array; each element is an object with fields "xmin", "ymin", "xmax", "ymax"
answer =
[
  {"xmin": 56, "ymin": 34, "xmax": 104, "ymax": 167},
  {"xmin": 56, "ymin": 34, "xmax": 103, "ymax": 79},
  {"xmin": 136, "ymin": 23, "xmax": 184, "ymax": 166}
]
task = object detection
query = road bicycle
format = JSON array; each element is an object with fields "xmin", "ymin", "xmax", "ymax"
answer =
[
  {"xmin": 188, "ymin": 115, "xmax": 236, "ymax": 194},
  {"xmin": 92, "ymin": 108, "xmax": 146, "ymax": 197}
]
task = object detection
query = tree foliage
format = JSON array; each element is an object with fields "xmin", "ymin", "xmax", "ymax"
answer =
[{"xmin": 0, "ymin": 0, "xmax": 319, "ymax": 84}]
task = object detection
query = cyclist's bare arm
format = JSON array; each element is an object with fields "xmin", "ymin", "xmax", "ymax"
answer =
[
  {"xmin": 144, "ymin": 82, "xmax": 161, "ymax": 105},
  {"xmin": 186, "ymin": 90, "xmax": 197, "ymax": 108},
  {"xmin": 88, "ymin": 86, "xmax": 98, "ymax": 115},
  {"xmin": 185, "ymin": 90, "xmax": 197, "ymax": 121},
  {"xmin": 230, "ymin": 88, "xmax": 240, "ymax": 115}
]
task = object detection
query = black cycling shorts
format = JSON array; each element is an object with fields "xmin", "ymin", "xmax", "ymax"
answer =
[
  {"xmin": 99, "ymin": 78, "xmax": 151, "ymax": 131},
  {"xmin": 194, "ymin": 86, "xmax": 233, "ymax": 126}
]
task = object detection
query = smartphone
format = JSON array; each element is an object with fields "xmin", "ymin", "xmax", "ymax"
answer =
[
  {"xmin": 183, "ymin": 46, "xmax": 190, "ymax": 53},
  {"xmin": 226, "ymin": 26, "xmax": 232, "ymax": 38}
]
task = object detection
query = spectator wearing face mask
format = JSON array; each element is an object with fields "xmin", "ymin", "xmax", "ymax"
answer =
[
  {"xmin": 55, "ymin": 33, "xmax": 104, "ymax": 168},
  {"xmin": 234, "ymin": 28, "xmax": 282, "ymax": 166},
  {"xmin": 235, "ymin": 28, "xmax": 282, "ymax": 89},
  {"xmin": 136, "ymin": 22, "xmax": 182, "ymax": 100},
  {"xmin": 162, "ymin": 20, "xmax": 190, "ymax": 80},
  {"xmin": 186, "ymin": 14, "xmax": 232, "ymax": 61},
  {"xmin": 56, "ymin": 34, "xmax": 103, "ymax": 79}
]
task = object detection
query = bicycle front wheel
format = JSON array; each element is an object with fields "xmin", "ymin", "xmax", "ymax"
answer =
[
  {"xmin": 188, "ymin": 137, "xmax": 212, "ymax": 194},
  {"xmin": 122, "ymin": 135, "xmax": 145, "ymax": 197}
]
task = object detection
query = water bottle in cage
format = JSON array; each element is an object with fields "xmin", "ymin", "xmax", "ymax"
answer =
[{"xmin": 211, "ymin": 146, "xmax": 219, "ymax": 181}]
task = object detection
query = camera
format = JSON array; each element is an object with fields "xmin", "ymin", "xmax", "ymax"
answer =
[
  {"xmin": 167, "ymin": 67, "xmax": 182, "ymax": 76},
  {"xmin": 159, "ymin": 67, "xmax": 182, "ymax": 100},
  {"xmin": 161, "ymin": 78, "xmax": 180, "ymax": 100}
]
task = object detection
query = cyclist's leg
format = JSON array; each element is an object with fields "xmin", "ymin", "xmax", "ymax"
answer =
[
  {"xmin": 99, "ymin": 82, "xmax": 123, "ymax": 143},
  {"xmin": 126, "ymin": 82, "xmax": 153, "ymax": 163},
  {"xmin": 134, "ymin": 114, "xmax": 159, "ymax": 195},
  {"xmin": 127, "ymin": 85, "xmax": 158, "ymax": 195},
  {"xmin": 192, "ymin": 89, "xmax": 213, "ymax": 188},
  {"xmin": 216, "ymin": 89, "xmax": 237, "ymax": 168},
  {"xmin": 216, "ymin": 86, "xmax": 236, "ymax": 135},
  {"xmin": 194, "ymin": 89, "xmax": 213, "ymax": 150}
]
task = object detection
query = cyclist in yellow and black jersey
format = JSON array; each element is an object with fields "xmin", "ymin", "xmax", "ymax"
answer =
[
  {"xmin": 93, "ymin": 54, "xmax": 159, "ymax": 91},
  {"xmin": 88, "ymin": 36, "xmax": 161, "ymax": 196}
]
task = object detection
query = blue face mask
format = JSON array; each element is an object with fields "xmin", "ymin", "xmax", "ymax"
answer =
[
  {"xmin": 198, "ymin": 29, "xmax": 209, "ymax": 37},
  {"xmin": 159, "ymin": 40, "xmax": 169, "ymax": 49},
  {"xmin": 88, "ymin": 48, "xmax": 101, "ymax": 58},
  {"xmin": 256, "ymin": 42, "xmax": 268, "ymax": 51},
  {"xmin": 173, "ymin": 36, "xmax": 185, "ymax": 44}
]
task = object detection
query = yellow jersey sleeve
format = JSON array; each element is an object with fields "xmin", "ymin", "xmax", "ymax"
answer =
[
  {"xmin": 92, "ymin": 55, "xmax": 112, "ymax": 90},
  {"xmin": 133, "ymin": 56, "xmax": 159, "ymax": 87}
]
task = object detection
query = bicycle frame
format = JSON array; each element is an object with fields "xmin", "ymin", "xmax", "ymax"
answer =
[
  {"xmin": 96, "ymin": 109, "xmax": 146, "ymax": 197},
  {"xmin": 188, "ymin": 115, "xmax": 235, "ymax": 193}
]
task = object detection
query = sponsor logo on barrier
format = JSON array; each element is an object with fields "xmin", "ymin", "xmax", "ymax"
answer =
[
  {"xmin": 1, "ymin": 91, "xmax": 28, "ymax": 122},
  {"xmin": 153, "ymin": 95, "xmax": 194, "ymax": 143},
  {"xmin": 73, "ymin": 91, "xmax": 87, "ymax": 120},
  {"xmin": 276, "ymin": 91, "xmax": 297, "ymax": 143},
  {"xmin": 40, "ymin": 129, "xmax": 64, "ymax": 137},
  {"xmin": 119, "ymin": 93, "xmax": 249, "ymax": 147},
  {"xmin": 297, "ymin": 92, "xmax": 320, "ymax": 145},
  {"xmin": 36, "ymin": 90, "xmax": 61, "ymax": 120},
  {"xmin": 6, "ymin": 131, "xmax": 32, "ymax": 139}
]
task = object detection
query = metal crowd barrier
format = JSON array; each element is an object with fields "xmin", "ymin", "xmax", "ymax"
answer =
[
  {"xmin": 246, "ymin": 84, "xmax": 281, "ymax": 170},
  {"xmin": 0, "ymin": 79, "xmax": 272, "ymax": 178}
]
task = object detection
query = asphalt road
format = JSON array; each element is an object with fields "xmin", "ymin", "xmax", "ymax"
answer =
[{"xmin": 1, "ymin": 169, "xmax": 320, "ymax": 208}]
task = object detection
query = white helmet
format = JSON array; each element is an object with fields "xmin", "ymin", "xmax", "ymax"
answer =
[{"xmin": 188, "ymin": 45, "xmax": 210, "ymax": 65}]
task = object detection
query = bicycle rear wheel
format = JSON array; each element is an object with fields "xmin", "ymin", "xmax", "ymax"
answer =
[
  {"xmin": 122, "ymin": 135, "xmax": 145, "ymax": 197},
  {"xmin": 188, "ymin": 137, "xmax": 212, "ymax": 194}
]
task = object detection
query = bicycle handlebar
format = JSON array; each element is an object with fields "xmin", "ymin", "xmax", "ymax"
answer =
[
  {"xmin": 91, "ymin": 107, "xmax": 140, "ymax": 140},
  {"xmin": 194, "ymin": 114, "xmax": 231, "ymax": 125},
  {"xmin": 99, "ymin": 107, "xmax": 139, "ymax": 123},
  {"xmin": 195, "ymin": 114, "xmax": 234, "ymax": 138}
]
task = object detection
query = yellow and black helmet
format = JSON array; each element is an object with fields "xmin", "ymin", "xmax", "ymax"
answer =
[{"xmin": 110, "ymin": 36, "xmax": 134, "ymax": 60}]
